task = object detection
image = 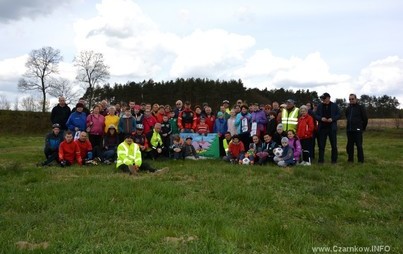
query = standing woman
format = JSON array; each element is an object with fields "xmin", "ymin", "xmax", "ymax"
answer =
[
  {"xmin": 235, "ymin": 105, "xmax": 252, "ymax": 149},
  {"xmin": 87, "ymin": 104, "xmax": 105, "ymax": 158},
  {"xmin": 297, "ymin": 105, "xmax": 315, "ymax": 165},
  {"xmin": 104, "ymin": 106, "xmax": 120, "ymax": 133}
]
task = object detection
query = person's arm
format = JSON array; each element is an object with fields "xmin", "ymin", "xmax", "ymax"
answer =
[
  {"xmin": 75, "ymin": 143, "xmax": 82, "ymax": 165},
  {"xmin": 177, "ymin": 112, "xmax": 183, "ymax": 130},
  {"xmin": 58, "ymin": 143, "xmax": 65, "ymax": 161},
  {"xmin": 282, "ymin": 147, "xmax": 294, "ymax": 161},
  {"xmin": 332, "ymin": 103, "xmax": 341, "ymax": 121},
  {"xmin": 361, "ymin": 105, "xmax": 368, "ymax": 131}
]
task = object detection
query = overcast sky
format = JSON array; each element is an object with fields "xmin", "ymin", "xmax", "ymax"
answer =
[{"xmin": 0, "ymin": 0, "xmax": 402, "ymax": 108}]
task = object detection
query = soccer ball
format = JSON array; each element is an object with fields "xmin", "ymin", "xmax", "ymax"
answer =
[
  {"xmin": 242, "ymin": 157, "xmax": 250, "ymax": 165},
  {"xmin": 273, "ymin": 147, "xmax": 283, "ymax": 157}
]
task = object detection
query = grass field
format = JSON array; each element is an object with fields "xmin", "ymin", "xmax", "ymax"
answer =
[{"xmin": 0, "ymin": 130, "xmax": 402, "ymax": 253}]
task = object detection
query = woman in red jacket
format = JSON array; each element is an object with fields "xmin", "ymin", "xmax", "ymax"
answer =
[{"xmin": 297, "ymin": 105, "xmax": 315, "ymax": 165}]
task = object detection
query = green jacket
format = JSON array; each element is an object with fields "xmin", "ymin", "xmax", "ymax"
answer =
[{"xmin": 116, "ymin": 141, "xmax": 142, "ymax": 168}]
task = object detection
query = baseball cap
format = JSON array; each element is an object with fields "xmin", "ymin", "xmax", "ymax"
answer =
[{"xmin": 320, "ymin": 92, "xmax": 331, "ymax": 99}]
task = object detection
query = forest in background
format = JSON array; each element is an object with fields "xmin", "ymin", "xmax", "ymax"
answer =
[{"xmin": 85, "ymin": 78, "xmax": 401, "ymax": 118}]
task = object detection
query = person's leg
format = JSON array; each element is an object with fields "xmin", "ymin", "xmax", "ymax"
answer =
[
  {"xmin": 103, "ymin": 149, "xmax": 114, "ymax": 161},
  {"xmin": 356, "ymin": 132, "xmax": 364, "ymax": 163},
  {"xmin": 42, "ymin": 148, "xmax": 58, "ymax": 165},
  {"xmin": 346, "ymin": 131, "xmax": 354, "ymax": 162},
  {"xmin": 118, "ymin": 164, "xmax": 130, "ymax": 173},
  {"xmin": 317, "ymin": 129, "xmax": 327, "ymax": 163},
  {"xmin": 300, "ymin": 139, "xmax": 311, "ymax": 163},
  {"xmin": 328, "ymin": 129, "xmax": 338, "ymax": 163},
  {"xmin": 139, "ymin": 162, "xmax": 156, "ymax": 172}
]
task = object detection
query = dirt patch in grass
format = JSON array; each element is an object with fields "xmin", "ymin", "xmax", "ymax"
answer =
[
  {"xmin": 164, "ymin": 235, "xmax": 198, "ymax": 244},
  {"xmin": 15, "ymin": 241, "xmax": 49, "ymax": 250}
]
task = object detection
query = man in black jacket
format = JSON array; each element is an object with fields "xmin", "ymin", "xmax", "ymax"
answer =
[
  {"xmin": 315, "ymin": 93, "xmax": 340, "ymax": 164},
  {"xmin": 51, "ymin": 97, "xmax": 71, "ymax": 131},
  {"xmin": 346, "ymin": 94, "xmax": 368, "ymax": 163}
]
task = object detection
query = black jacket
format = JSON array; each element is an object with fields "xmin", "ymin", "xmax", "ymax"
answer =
[
  {"xmin": 346, "ymin": 104, "xmax": 368, "ymax": 132},
  {"xmin": 51, "ymin": 104, "xmax": 71, "ymax": 130}
]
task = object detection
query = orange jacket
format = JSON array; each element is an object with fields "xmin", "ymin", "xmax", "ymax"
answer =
[{"xmin": 59, "ymin": 140, "xmax": 82, "ymax": 165}]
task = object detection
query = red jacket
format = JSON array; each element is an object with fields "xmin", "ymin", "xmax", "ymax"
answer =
[
  {"xmin": 204, "ymin": 114, "xmax": 216, "ymax": 133},
  {"xmin": 59, "ymin": 140, "xmax": 82, "ymax": 165},
  {"xmin": 143, "ymin": 115, "xmax": 157, "ymax": 134},
  {"xmin": 75, "ymin": 139, "xmax": 93, "ymax": 161},
  {"xmin": 228, "ymin": 141, "xmax": 245, "ymax": 158},
  {"xmin": 297, "ymin": 114, "xmax": 315, "ymax": 140},
  {"xmin": 178, "ymin": 109, "xmax": 197, "ymax": 130}
]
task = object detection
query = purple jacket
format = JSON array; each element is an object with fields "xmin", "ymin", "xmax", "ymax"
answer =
[{"xmin": 251, "ymin": 109, "xmax": 267, "ymax": 133}]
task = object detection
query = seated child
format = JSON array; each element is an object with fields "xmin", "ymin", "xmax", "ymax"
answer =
[
  {"xmin": 256, "ymin": 134, "xmax": 277, "ymax": 165},
  {"xmin": 223, "ymin": 135, "xmax": 245, "ymax": 164},
  {"xmin": 222, "ymin": 132, "xmax": 232, "ymax": 156},
  {"xmin": 170, "ymin": 134, "xmax": 184, "ymax": 160},
  {"xmin": 246, "ymin": 135, "xmax": 262, "ymax": 165},
  {"xmin": 183, "ymin": 136, "xmax": 199, "ymax": 160},
  {"xmin": 273, "ymin": 137, "xmax": 296, "ymax": 167},
  {"xmin": 287, "ymin": 130, "xmax": 302, "ymax": 163}
]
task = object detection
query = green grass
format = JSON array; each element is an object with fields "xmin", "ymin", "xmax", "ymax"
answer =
[{"xmin": 0, "ymin": 130, "xmax": 402, "ymax": 253}]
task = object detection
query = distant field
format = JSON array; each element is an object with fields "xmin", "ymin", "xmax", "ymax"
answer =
[
  {"xmin": 0, "ymin": 130, "xmax": 402, "ymax": 253},
  {"xmin": 338, "ymin": 118, "xmax": 402, "ymax": 129}
]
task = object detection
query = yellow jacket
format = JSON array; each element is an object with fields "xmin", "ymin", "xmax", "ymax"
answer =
[
  {"xmin": 116, "ymin": 141, "xmax": 142, "ymax": 168},
  {"xmin": 105, "ymin": 115, "xmax": 120, "ymax": 133}
]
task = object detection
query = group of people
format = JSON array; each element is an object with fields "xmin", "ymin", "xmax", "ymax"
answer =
[{"xmin": 40, "ymin": 92, "xmax": 368, "ymax": 173}]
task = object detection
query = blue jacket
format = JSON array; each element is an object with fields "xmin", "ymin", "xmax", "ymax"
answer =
[
  {"xmin": 213, "ymin": 118, "xmax": 227, "ymax": 136},
  {"xmin": 66, "ymin": 111, "xmax": 87, "ymax": 132},
  {"xmin": 315, "ymin": 102, "xmax": 340, "ymax": 131},
  {"xmin": 44, "ymin": 131, "xmax": 64, "ymax": 151},
  {"xmin": 235, "ymin": 112, "xmax": 252, "ymax": 134}
]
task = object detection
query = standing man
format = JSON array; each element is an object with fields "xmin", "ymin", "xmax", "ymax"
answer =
[
  {"xmin": 51, "ymin": 96, "xmax": 71, "ymax": 131},
  {"xmin": 315, "ymin": 93, "xmax": 340, "ymax": 164},
  {"xmin": 279, "ymin": 99, "xmax": 299, "ymax": 132},
  {"xmin": 346, "ymin": 94, "xmax": 368, "ymax": 163},
  {"xmin": 71, "ymin": 98, "xmax": 90, "ymax": 116}
]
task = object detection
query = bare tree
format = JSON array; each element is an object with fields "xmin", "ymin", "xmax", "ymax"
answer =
[
  {"xmin": 0, "ymin": 94, "xmax": 11, "ymax": 110},
  {"xmin": 74, "ymin": 50, "xmax": 110, "ymax": 109},
  {"xmin": 21, "ymin": 96, "xmax": 38, "ymax": 112},
  {"xmin": 48, "ymin": 77, "xmax": 82, "ymax": 105},
  {"xmin": 14, "ymin": 97, "xmax": 19, "ymax": 111},
  {"xmin": 18, "ymin": 46, "xmax": 63, "ymax": 112}
]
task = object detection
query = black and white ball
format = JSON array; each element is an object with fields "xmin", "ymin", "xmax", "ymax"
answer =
[
  {"xmin": 273, "ymin": 147, "xmax": 283, "ymax": 157},
  {"xmin": 242, "ymin": 157, "xmax": 250, "ymax": 165}
]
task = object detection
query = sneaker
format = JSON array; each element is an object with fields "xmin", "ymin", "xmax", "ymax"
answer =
[
  {"xmin": 104, "ymin": 160, "xmax": 111, "ymax": 165},
  {"xmin": 302, "ymin": 161, "xmax": 311, "ymax": 166},
  {"xmin": 154, "ymin": 167, "xmax": 169, "ymax": 174}
]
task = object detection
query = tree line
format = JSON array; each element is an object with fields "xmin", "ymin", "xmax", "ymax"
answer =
[{"xmin": 86, "ymin": 78, "xmax": 401, "ymax": 119}]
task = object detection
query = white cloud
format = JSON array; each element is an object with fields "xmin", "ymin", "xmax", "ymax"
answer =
[
  {"xmin": 170, "ymin": 29, "xmax": 255, "ymax": 78},
  {"xmin": 357, "ymin": 56, "xmax": 403, "ymax": 97}
]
